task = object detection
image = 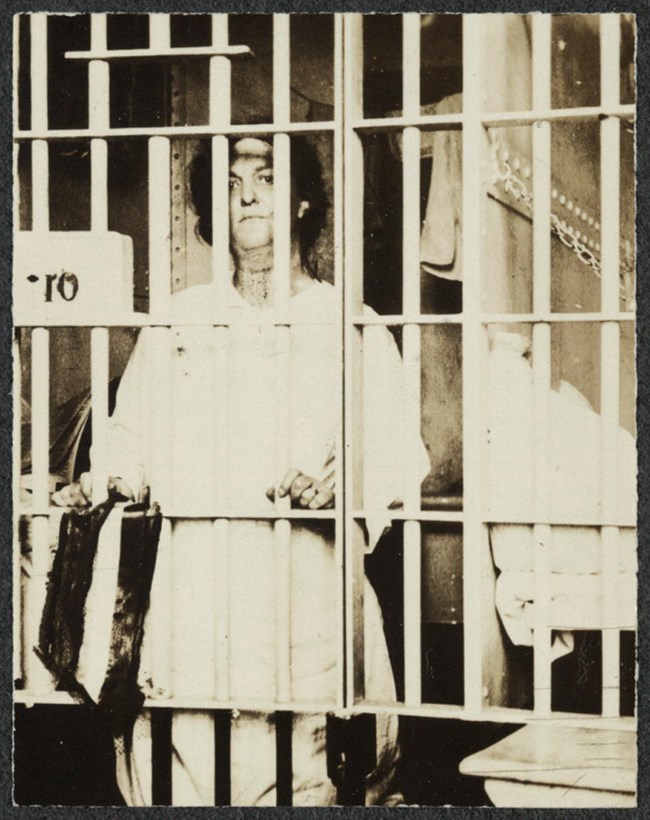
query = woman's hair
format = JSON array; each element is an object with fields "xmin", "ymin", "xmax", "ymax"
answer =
[{"xmin": 189, "ymin": 136, "xmax": 329, "ymax": 279}]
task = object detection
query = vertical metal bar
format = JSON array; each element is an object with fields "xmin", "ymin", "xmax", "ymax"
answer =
[
  {"xmin": 27, "ymin": 328, "xmax": 52, "ymax": 694},
  {"xmin": 401, "ymin": 14, "xmax": 423, "ymax": 707},
  {"xmin": 532, "ymin": 16, "xmax": 552, "ymax": 316},
  {"xmin": 147, "ymin": 17, "xmax": 173, "ymax": 700},
  {"xmin": 149, "ymin": 13, "xmax": 171, "ymax": 50},
  {"xmin": 272, "ymin": 13, "xmax": 293, "ymax": 706},
  {"xmin": 333, "ymin": 13, "xmax": 346, "ymax": 713},
  {"xmin": 90, "ymin": 330, "xmax": 109, "ymax": 505},
  {"xmin": 89, "ymin": 14, "xmax": 110, "ymax": 506},
  {"xmin": 532, "ymin": 327, "xmax": 552, "ymax": 717},
  {"xmin": 531, "ymin": 13, "xmax": 553, "ymax": 718},
  {"xmin": 13, "ymin": 14, "xmax": 23, "ymax": 685},
  {"xmin": 30, "ymin": 15, "xmax": 49, "ymax": 232},
  {"xmin": 148, "ymin": 137, "xmax": 172, "ymax": 321},
  {"xmin": 210, "ymin": 13, "xmax": 232, "ymax": 704},
  {"xmin": 30, "ymin": 14, "xmax": 47, "ymax": 132},
  {"xmin": 13, "ymin": 334, "xmax": 23, "ymax": 683},
  {"xmin": 343, "ymin": 13, "xmax": 365, "ymax": 708},
  {"xmin": 600, "ymin": 11, "xmax": 623, "ymax": 718},
  {"xmin": 461, "ymin": 14, "xmax": 484, "ymax": 716}
]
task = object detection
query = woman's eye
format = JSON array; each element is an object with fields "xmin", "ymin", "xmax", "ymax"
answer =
[
  {"xmin": 228, "ymin": 178, "xmax": 239, "ymax": 190},
  {"xmin": 259, "ymin": 174, "xmax": 274, "ymax": 185}
]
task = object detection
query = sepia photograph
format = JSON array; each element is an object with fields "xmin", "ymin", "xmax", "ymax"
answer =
[{"xmin": 12, "ymin": 10, "xmax": 637, "ymax": 808}]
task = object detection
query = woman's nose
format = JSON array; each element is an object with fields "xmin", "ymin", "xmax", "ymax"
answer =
[{"xmin": 240, "ymin": 178, "xmax": 258, "ymax": 205}]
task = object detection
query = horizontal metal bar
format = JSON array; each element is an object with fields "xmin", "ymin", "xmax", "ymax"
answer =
[
  {"xmin": 15, "ymin": 121, "xmax": 335, "ymax": 141},
  {"xmin": 481, "ymin": 312, "xmax": 635, "ymax": 324},
  {"xmin": 353, "ymin": 114, "xmax": 463, "ymax": 133},
  {"xmin": 353, "ymin": 314, "xmax": 462, "ymax": 326},
  {"xmin": 15, "ymin": 310, "xmax": 636, "ymax": 330},
  {"xmin": 21, "ymin": 507, "xmax": 636, "ymax": 529},
  {"xmin": 13, "ymin": 691, "xmax": 636, "ymax": 732},
  {"xmin": 65, "ymin": 45, "xmax": 252, "ymax": 62},
  {"xmin": 353, "ymin": 510, "xmax": 464, "ymax": 523},
  {"xmin": 351, "ymin": 105, "xmax": 635, "ymax": 135},
  {"xmin": 481, "ymin": 104, "xmax": 635, "ymax": 127}
]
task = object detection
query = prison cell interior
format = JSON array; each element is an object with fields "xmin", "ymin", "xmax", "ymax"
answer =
[{"xmin": 13, "ymin": 12, "xmax": 636, "ymax": 807}]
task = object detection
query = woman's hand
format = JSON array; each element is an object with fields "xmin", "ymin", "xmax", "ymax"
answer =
[
  {"xmin": 266, "ymin": 467, "xmax": 334, "ymax": 510},
  {"xmin": 51, "ymin": 473, "xmax": 135, "ymax": 508}
]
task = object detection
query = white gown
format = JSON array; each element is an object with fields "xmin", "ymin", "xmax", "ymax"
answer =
[{"xmin": 101, "ymin": 279, "xmax": 430, "ymax": 806}]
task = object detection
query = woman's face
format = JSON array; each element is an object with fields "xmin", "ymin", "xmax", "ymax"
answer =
[
  {"xmin": 228, "ymin": 137, "xmax": 309, "ymax": 257},
  {"xmin": 229, "ymin": 138, "xmax": 275, "ymax": 255}
]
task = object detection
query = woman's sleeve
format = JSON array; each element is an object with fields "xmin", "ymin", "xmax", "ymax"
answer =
[
  {"xmin": 91, "ymin": 328, "xmax": 150, "ymax": 501},
  {"xmin": 362, "ymin": 322, "xmax": 431, "ymax": 551}
]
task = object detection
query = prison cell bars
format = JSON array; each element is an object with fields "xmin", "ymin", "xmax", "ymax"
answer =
[
  {"xmin": 343, "ymin": 12, "xmax": 637, "ymax": 727},
  {"xmin": 14, "ymin": 6, "xmax": 636, "ymax": 774}
]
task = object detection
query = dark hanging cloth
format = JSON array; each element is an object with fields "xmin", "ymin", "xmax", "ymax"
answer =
[{"xmin": 36, "ymin": 492, "xmax": 162, "ymax": 736}]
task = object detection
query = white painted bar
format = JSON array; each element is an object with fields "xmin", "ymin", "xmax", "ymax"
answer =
[
  {"xmin": 146, "ymin": 43, "xmax": 173, "ymax": 694},
  {"xmin": 271, "ymin": 13, "xmax": 293, "ymax": 705},
  {"xmin": 532, "ymin": 14, "xmax": 552, "ymax": 314},
  {"xmin": 30, "ymin": 14, "xmax": 48, "ymax": 131},
  {"xmin": 27, "ymin": 328, "xmax": 53, "ymax": 693},
  {"xmin": 530, "ymin": 14, "xmax": 553, "ymax": 718},
  {"xmin": 404, "ymin": 519, "xmax": 422, "ymax": 706},
  {"xmin": 532, "ymin": 322, "xmax": 552, "ymax": 717},
  {"xmin": 13, "ymin": 14, "xmax": 21, "ymax": 137},
  {"xmin": 90, "ymin": 329, "xmax": 109, "ymax": 505},
  {"xmin": 210, "ymin": 14, "xmax": 232, "ymax": 319},
  {"xmin": 31, "ymin": 140, "xmax": 49, "ymax": 232},
  {"xmin": 17, "ymin": 120, "xmax": 337, "ymax": 141},
  {"xmin": 344, "ymin": 13, "xmax": 366, "ymax": 707},
  {"xmin": 461, "ymin": 14, "xmax": 484, "ymax": 716},
  {"xmin": 66, "ymin": 45, "xmax": 251, "ymax": 62},
  {"xmin": 403, "ymin": 321, "xmax": 423, "ymax": 706},
  {"xmin": 13, "ymin": 335, "xmax": 23, "ymax": 683},
  {"xmin": 600, "ymin": 13, "xmax": 623, "ymax": 719},
  {"xmin": 210, "ymin": 13, "xmax": 233, "ymax": 702},
  {"xmin": 601, "ymin": 525, "xmax": 621, "ymax": 717},
  {"xmin": 89, "ymin": 14, "xmax": 109, "ymax": 230},
  {"xmin": 333, "ymin": 12, "xmax": 345, "ymax": 712},
  {"xmin": 88, "ymin": 15, "xmax": 111, "ymax": 506},
  {"xmin": 148, "ymin": 136, "xmax": 172, "ymax": 320},
  {"xmin": 213, "ymin": 517, "xmax": 231, "ymax": 701},
  {"xmin": 13, "ymin": 687, "xmax": 636, "ymax": 731},
  {"xmin": 149, "ymin": 13, "xmax": 170, "ymax": 50},
  {"xmin": 402, "ymin": 127, "xmax": 421, "ymax": 316},
  {"xmin": 149, "ymin": 518, "xmax": 173, "ymax": 698},
  {"xmin": 31, "ymin": 329, "xmax": 49, "ymax": 517}
]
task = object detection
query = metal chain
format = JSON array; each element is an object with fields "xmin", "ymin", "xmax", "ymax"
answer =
[{"xmin": 492, "ymin": 147, "xmax": 635, "ymax": 305}]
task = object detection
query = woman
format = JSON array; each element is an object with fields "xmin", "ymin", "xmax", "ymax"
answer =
[{"xmin": 55, "ymin": 135, "xmax": 429, "ymax": 806}]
